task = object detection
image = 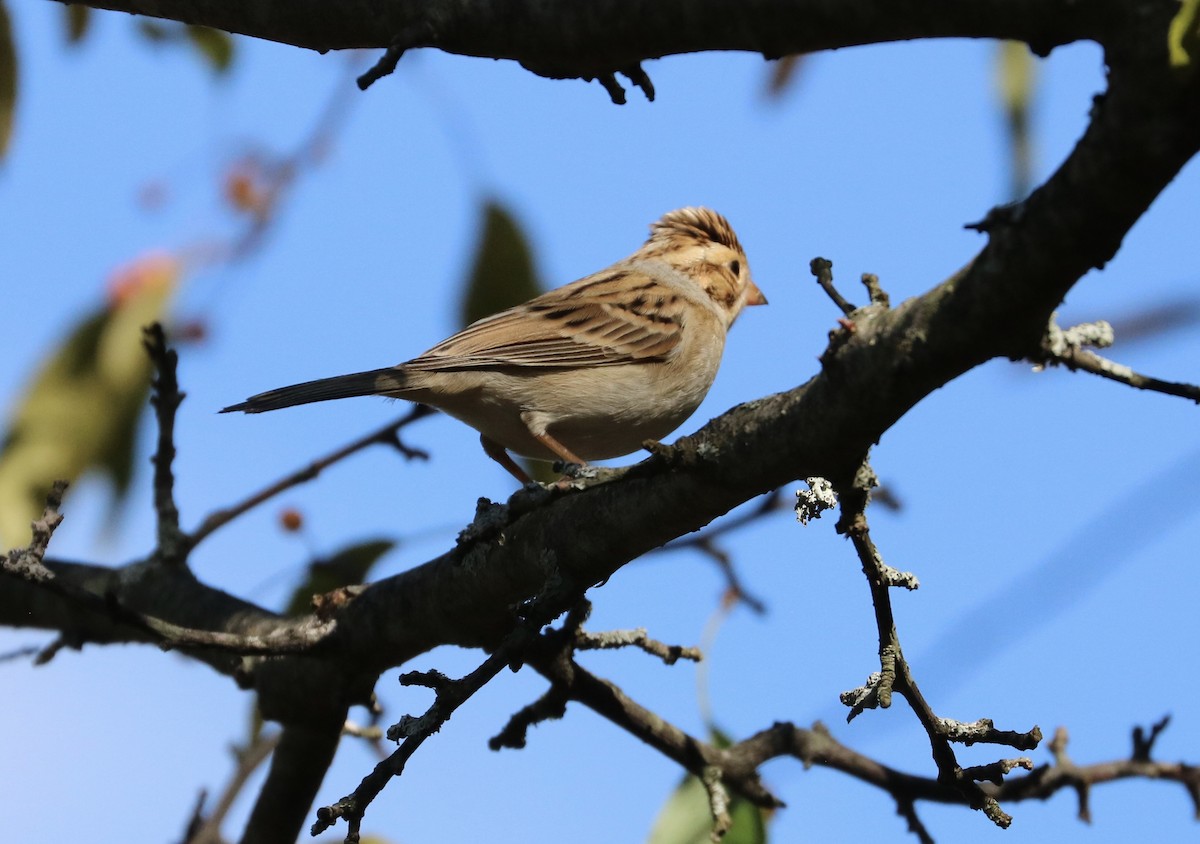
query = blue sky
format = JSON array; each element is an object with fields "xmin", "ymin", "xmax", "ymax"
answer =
[{"xmin": 3, "ymin": 4, "xmax": 1200, "ymax": 843}]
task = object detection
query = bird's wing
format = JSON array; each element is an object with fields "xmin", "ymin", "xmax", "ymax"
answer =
[{"xmin": 402, "ymin": 268, "xmax": 688, "ymax": 371}]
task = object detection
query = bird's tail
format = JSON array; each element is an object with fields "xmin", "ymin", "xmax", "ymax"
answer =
[{"xmin": 221, "ymin": 368, "xmax": 406, "ymax": 414}]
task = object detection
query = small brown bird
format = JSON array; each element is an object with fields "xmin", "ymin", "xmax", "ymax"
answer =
[{"xmin": 222, "ymin": 208, "xmax": 766, "ymax": 482}]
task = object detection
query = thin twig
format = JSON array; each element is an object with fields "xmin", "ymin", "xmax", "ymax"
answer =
[
  {"xmin": 311, "ymin": 627, "xmax": 533, "ymax": 839},
  {"xmin": 1036, "ymin": 317, "xmax": 1200, "ymax": 402},
  {"xmin": 657, "ymin": 489, "xmax": 785, "ymax": 614},
  {"xmin": 575, "ymin": 627, "xmax": 702, "ymax": 665},
  {"xmin": 357, "ymin": 26, "xmax": 432, "ymax": 90},
  {"xmin": 1132, "ymin": 714, "xmax": 1172, "ymax": 762},
  {"xmin": 1, "ymin": 481, "xmax": 68, "ymax": 583},
  {"xmin": 595, "ymin": 72, "xmax": 627, "ymax": 104},
  {"xmin": 188, "ymin": 405, "xmax": 433, "ymax": 548},
  {"xmin": 143, "ymin": 324, "xmax": 189, "ymax": 563},
  {"xmin": 1048, "ymin": 344, "xmax": 1200, "ymax": 402},
  {"xmin": 186, "ymin": 731, "xmax": 282, "ymax": 844},
  {"xmin": 836, "ymin": 458, "xmax": 1038, "ymax": 830},
  {"xmin": 620, "ymin": 63, "xmax": 656, "ymax": 101},
  {"xmin": 141, "ymin": 613, "xmax": 336, "ymax": 654},
  {"xmin": 810, "ymin": 257, "xmax": 857, "ymax": 315}
]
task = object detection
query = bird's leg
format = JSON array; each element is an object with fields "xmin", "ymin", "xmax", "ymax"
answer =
[
  {"xmin": 530, "ymin": 430, "xmax": 587, "ymax": 468},
  {"xmin": 480, "ymin": 435, "xmax": 533, "ymax": 484},
  {"xmin": 518, "ymin": 410, "xmax": 589, "ymax": 472}
]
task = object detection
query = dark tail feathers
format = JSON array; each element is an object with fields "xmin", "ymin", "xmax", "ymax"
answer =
[{"xmin": 221, "ymin": 368, "xmax": 406, "ymax": 414}]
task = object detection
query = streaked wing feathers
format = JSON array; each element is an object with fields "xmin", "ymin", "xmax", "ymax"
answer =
[{"xmin": 402, "ymin": 270, "xmax": 685, "ymax": 371}]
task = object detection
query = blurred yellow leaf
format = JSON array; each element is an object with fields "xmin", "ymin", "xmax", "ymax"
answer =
[
  {"xmin": 1169, "ymin": 0, "xmax": 1200, "ymax": 68},
  {"xmin": 0, "ymin": 253, "xmax": 177, "ymax": 546},
  {"xmin": 994, "ymin": 41, "xmax": 1037, "ymax": 201},
  {"xmin": 0, "ymin": 0, "xmax": 16, "ymax": 161}
]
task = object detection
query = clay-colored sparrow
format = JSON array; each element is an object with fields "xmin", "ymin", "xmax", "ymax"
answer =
[{"xmin": 222, "ymin": 207, "xmax": 766, "ymax": 482}]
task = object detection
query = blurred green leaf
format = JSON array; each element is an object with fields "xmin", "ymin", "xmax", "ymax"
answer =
[
  {"xmin": 0, "ymin": 0, "xmax": 16, "ymax": 161},
  {"xmin": 994, "ymin": 41, "xmax": 1037, "ymax": 201},
  {"xmin": 1169, "ymin": 0, "xmax": 1200, "ymax": 68},
  {"xmin": 648, "ymin": 776, "xmax": 718, "ymax": 844},
  {"xmin": 647, "ymin": 726, "xmax": 771, "ymax": 844},
  {"xmin": 647, "ymin": 774, "xmax": 769, "ymax": 844},
  {"xmin": 185, "ymin": 26, "xmax": 235, "ymax": 75},
  {"xmin": 460, "ymin": 200, "xmax": 541, "ymax": 328},
  {"xmin": 135, "ymin": 19, "xmax": 172, "ymax": 42},
  {"xmin": 0, "ymin": 255, "xmax": 177, "ymax": 546},
  {"xmin": 284, "ymin": 539, "xmax": 395, "ymax": 616},
  {"xmin": 134, "ymin": 20, "xmax": 236, "ymax": 75},
  {"xmin": 64, "ymin": 4, "xmax": 90, "ymax": 44}
]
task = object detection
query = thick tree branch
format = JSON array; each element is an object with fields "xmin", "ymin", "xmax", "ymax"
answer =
[
  {"xmin": 56, "ymin": 0, "xmax": 1107, "ymax": 90},
  {"xmin": 241, "ymin": 724, "xmax": 342, "ymax": 844}
]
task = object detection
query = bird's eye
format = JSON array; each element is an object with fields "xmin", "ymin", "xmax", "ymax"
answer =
[{"xmin": 729, "ymin": 259, "xmax": 741, "ymax": 277}]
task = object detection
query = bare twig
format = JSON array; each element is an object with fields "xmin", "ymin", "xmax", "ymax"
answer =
[
  {"xmin": 312, "ymin": 627, "xmax": 533, "ymax": 840},
  {"xmin": 595, "ymin": 72, "xmax": 627, "ymax": 104},
  {"xmin": 488, "ymin": 682, "xmax": 570, "ymax": 750},
  {"xmin": 836, "ymin": 459, "xmax": 1039, "ymax": 830},
  {"xmin": 143, "ymin": 614, "xmax": 336, "ymax": 654},
  {"xmin": 1, "ymin": 481, "xmax": 68, "ymax": 583},
  {"xmin": 861, "ymin": 272, "xmax": 891, "ymax": 308},
  {"xmin": 939, "ymin": 717, "xmax": 1041, "ymax": 751},
  {"xmin": 810, "ymin": 257, "xmax": 857, "ymax": 315},
  {"xmin": 619, "ymin": 63, "xmax": 656, "ymax": 101},
  {"xmin": 186, "ymin": 731, "xmax": 282, "ymax": 844},
  {"xmin": 10, "ymin": 552, "xmax": 334, "ymax": 657},
  {"xmin": 0, "ymin": 644, "xmax": 41, "ymax": 663},
  {"xmin": 576, "ymin": 627, "xmax": 702, "ymax": 665},
  {"xmin": 1036, "ymin": 317, "xmax": 1200, "ymax": 402},
  {"xmin": 658, "ymin": 489, "xmax": 786, "ymax": 614},
  {"xmin": 188, "ymin": 405, "xmax": 433, "ymax": 548},
  {"xmin": 895, "ymin": 797, "xmax": 935, "ymax": 844},
  {"xmin": 701, "ymin": 766, "xmax": 733, "ymax": 840},
  {"xmin": 357, "ymin": 25, "xmax": 433, "ymax": 90},
  {"xmin": 143, "ymin": 324, "xmax": 188, "ymax": 563},
  {"xmin": 1132, "ymin": 714, "xmax": 1172, "ymax": 762}
]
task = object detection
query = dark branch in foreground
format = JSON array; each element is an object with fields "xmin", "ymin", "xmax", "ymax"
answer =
[{"xmin": 51, "ymin": 0, "xmax": 1109, "ymax": 91}]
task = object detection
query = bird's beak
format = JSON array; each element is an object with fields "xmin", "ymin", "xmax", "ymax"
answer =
[{"xmin": 744, "ymin": 280, "xmax": 768, "ymax": 306}]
